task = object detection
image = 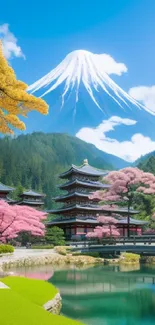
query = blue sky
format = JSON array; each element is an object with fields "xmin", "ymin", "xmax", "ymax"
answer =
[
  {"xmin": 1, "ymin": 0, "xmax": 155, "ymax": 87},
  {"xmin": 1, "ymin": 0, "xmax": 155, "ymax": 161}
]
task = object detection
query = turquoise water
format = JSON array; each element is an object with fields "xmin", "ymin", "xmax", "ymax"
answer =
[
  {"xmin": 13, "ymin": 263, "xmax": 155, "ymax": 325},
  {"xmin": 50, "ymin": 264, "xmax": 155, "ymax": 325}
]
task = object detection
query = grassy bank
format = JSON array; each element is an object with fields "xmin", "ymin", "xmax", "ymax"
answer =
[{"xmin": 0, "ymin": 277, "xmax": 83, "ymax": 325}]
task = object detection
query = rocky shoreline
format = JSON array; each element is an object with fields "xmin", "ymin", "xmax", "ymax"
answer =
[
  {"xmin": 0, "ymin": 249, "xmax": 103, "ymax": 273},
  {"xmin": 43, "ymin": 292, "xmax": 62, "ymax": 314}
]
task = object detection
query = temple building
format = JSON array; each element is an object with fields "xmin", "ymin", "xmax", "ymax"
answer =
[
  {"xmin": 18, "ymin": 190, "xmax": 45, "ymax": 208},
  {"xmin": 0, "ymin": 182, "xmax": 45, "ymax": 208},
  {"xmin": 0, "ymin": 182, "xmax": 14, "ymax": 200},
  {"xmin": 48, "ymin": 160, "xmax": 147, "ymax": 239}
]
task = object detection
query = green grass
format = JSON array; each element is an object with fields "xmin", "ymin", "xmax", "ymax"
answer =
[
  {"xmin": 31, "ymin": 245, "xmax": 54, "ymax": 249},
  {"xmin": 0, "ymin": 277, "xmax": 83, "ymax": 325},
  {"xmin": 2, "ymin": 276, "xmax": 58, "ymax": 306}
]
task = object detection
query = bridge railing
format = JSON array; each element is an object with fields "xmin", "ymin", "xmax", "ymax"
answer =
[{"xmin": 67, "ymin": 235, "xmax": 155, "ymax": 247}]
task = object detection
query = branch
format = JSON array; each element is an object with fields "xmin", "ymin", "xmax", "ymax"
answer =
[
  {"xmin": 1, "ymin": 213, "xmax": 17, "ymax": 237},
  {"xmin": 0, "ymin": 88, "xmax": 37, "ymax": 105}
]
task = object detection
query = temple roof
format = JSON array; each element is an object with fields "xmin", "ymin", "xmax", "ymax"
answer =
[
  {"xmin": 47, "ymin": 216, "xmax": 146, "ymax": 226},
  {"xmin": 47, "ymin": 217, "xmax": 98, "ymax": 225},
  {"xmin": 55, "ymin": 192, "xmax": 90, "ymax": 202},
  {"xmin": 18, "ymin": 199, "xmax": 44, "ymax": 205},
  {"xmin": 48, "ymin": 204, "xmax": 107, "ymax": 214},
  {"xmin": 102, "ymin": 207, "xmax": 139, "ymax": 214},
  {"xmin": 59, "ymin": 159, "xmax": 109, "ymax": 179},
  {"xmin": 48, "ymin": 204, "xmax": 139, "ymax": 215},
  {"xmin": 59, "ymin": 179, "xmax": 110, "ymax": 190},
  {"xmin": 0, "ymin": 182, "xmax": 14, "ymax": 193},
  {"xmin": 117, "ymin": 218, "xmax": 148, "ymax": 225},
  {"xmin": 21, "ymin": 190, "xmax": 45, "ymax": 197}
]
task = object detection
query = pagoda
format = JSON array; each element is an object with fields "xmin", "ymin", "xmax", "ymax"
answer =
[
  {"xmin": 48, "ymin": 159, "xmax": 110, "ymax": 239},
  {"xmin": 48, "ymin": 159, "xmax": 147, "ymax": 239},
  {"xmin": 18, "ymin": 190, "xmax": 45, "ymax": 208},
  {"xmin": 0, "ymin": 182, "xmax": 14, "ymax": 200}
]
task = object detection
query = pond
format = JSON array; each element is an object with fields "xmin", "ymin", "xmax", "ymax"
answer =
[{"xmin": 12, "ymin": 263, "xmax": 155, "ymax": 325}]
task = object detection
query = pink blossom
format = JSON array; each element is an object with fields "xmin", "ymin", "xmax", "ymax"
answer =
[
  {"xmin": 90, "ymin": 168, "xmax": 155, "ymax": 204},
  {"xmin": 98, "ymin": 216, "xmax": 118, "ymax": 224},
  {"xmin": 0, "ymin": 200, "xmax": 47, "ymax": 242}
]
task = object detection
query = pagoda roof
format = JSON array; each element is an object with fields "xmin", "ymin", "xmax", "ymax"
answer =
[
  {"xmin": 47, "ymin": 216, "xmax": 146, "ymax": 226},
  {"xmin": 117, "ymin": 218, "xmax": 148, "ymax": 225},
  {"xmin": 47, "ymin": 216, "xmax": 98, "ymax": 226},
  {"xmin": 18, "ymin": 200, "xmax": 44, "ymax": 205},
  {"xmin": 59, "ymin": 179, "xmax": 110, "ymax": 190},
  {"xmin": 0, "ymin": 182, "xmax": 14, "ymax": 192},
  {"xmin": 55, "ymin": 192, "xmax": 90, "ymax": 202},
  {"xmin": 102, "ymin": 206, "xmax": 139, "ymax": 215},
  {"xmin": 48, "ymin": 204, "xmax": 105, "ymax": 214},
  {"xmin": 48, "ymin": 204, "xmax": 139, "ymax": 215},
  {"xmin": 21, "ymin": 190, "xmax": 45, "ymax": 197},
  {"xmin": 59, "ymin": 160, "xmax": 109, "ymax": 178}
]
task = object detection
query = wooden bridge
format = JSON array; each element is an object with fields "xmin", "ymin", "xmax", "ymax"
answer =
[{"xmin": 70, "ymin": 235, "xmax": 155, "ymax": 255}]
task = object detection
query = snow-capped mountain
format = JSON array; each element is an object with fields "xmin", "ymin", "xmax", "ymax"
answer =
[
  {"xmin": 28, "ymin": 50, "xmax": 155, "ymax": 162},
  {"xmin": 28, "ymin": 49, "xmax": 145, "ymax": 113}
]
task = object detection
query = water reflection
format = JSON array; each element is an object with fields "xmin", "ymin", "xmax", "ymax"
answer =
[
  {"xmin": 11, "ymin": 263, "xmax": 155, "ymax": 325},
  {"xmin": 50, "ymin": 265, "xmax": 155, "ymax": 325}
]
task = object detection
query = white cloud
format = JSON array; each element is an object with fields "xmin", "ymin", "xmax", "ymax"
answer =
[
  {"xmin": 0, "ymin": 24, "xmax": 25, "ymax": 60},
  {"xmin": 94, "ymin": 54, "xmax": 128, "ymax": 76},
  {"xmin": 129, "ymin": 86, "xmax": 155, "ymax": 114},
  {"xmin": 76, "ymin": 116, "xmax": 155, "ymax": 162}
]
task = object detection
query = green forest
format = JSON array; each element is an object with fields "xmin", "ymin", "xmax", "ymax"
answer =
[{"xmin": 0, "ymin": 132, "xmax": 115, "ymax": 208}]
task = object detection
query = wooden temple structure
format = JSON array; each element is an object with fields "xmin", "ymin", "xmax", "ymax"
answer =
[
  {"xmin": 0, "ymin": 182, "xmax": 45, "ymax": 208},
  {"xmin": 18, "ymin": 190, "xmax": 45, "ymax": 208},
  {"xmin": 48, "ymin": 159, "xmax": 147, "ymax": 239}
]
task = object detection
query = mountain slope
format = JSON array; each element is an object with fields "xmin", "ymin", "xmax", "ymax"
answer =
[
  {"xmin": 137, "ymin": 154, "xmax": 155, "ymax": 175},
  {"xmin": 0, "ymin": 133, "xmax": 128, "ymax": 208}
]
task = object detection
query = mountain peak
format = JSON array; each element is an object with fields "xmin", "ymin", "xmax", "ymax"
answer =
[
  {"xmin": 28, "ymin": 49, "xmax": 146, "ymax": 115},
  {"xmin": 67, "ymin": 49, "xmax": 91, "ymax": 57}
]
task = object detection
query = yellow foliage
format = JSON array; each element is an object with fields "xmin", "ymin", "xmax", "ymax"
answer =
[{"xmin": 0, "ymin": 41, "xmax": 48, "ymax": 134}]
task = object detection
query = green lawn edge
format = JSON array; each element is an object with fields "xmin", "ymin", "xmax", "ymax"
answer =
[
  {"xmin": 0, "ymin": 276, "xmax": 84, "ymax": 325},
  {"xmin": 1, "ymin": 276, "xmax": 58, "ymax": 306}
]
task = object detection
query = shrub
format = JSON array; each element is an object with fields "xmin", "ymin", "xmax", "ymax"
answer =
[
  {"xmin": 120, "ymin": 252, "xmax": 140, "ymax": 263},
  {"xmin": 0, "ymin": 244, "xmax": 14, "ymax": 254},
  {"xmin": 31, "ymin": 245, "xmax": 54, "ymax": 249},
  {"xmin": 55, "ymin": 246, "xmax": 71, "ymax": 255},
  {"xmin": 45, "ymin": 227, "xmax": 65, "ymax": 246}
]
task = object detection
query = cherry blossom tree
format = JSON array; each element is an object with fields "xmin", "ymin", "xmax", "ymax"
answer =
[
  {"xmin": 90, "ymin": 167, "xmax": 155, "ymax": 237},
  {"xmin": 0, "ymin": 200, "xmax": 47, "ymax": 242},
  {"xmin": 86, "ymin": 215, "xmax": 120, "ymax": 239}
]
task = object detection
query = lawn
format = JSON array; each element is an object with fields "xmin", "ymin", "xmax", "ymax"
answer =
[
  {"xmin": 0, "ymin": 277, "xmax": 83, "ymax": 325},
  {"xmin": 2, "ymin": 276, "xmax": 58, "ymax": 306}
]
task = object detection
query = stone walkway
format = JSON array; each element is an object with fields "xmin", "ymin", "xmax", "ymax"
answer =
[{"xmin": 0, "ymin": 248, "xmax": 57, "ymax": 263}]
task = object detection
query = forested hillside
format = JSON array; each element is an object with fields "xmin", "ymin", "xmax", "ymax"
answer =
[
  {"xmin": 0, "ymin": 132, "xmax": 126, "ymax": 208},
  {"xmin": 138, "ymin": 156, "xmax": 155, "ymax": 175}
]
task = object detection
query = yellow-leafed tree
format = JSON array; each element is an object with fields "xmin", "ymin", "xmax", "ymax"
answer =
[{"xmin": 0, "ymin": 42, "xmax": 48, "ymax": 134}]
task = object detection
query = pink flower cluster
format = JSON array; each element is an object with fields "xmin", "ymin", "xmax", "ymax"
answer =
[
  {"xmin": 90, "ymin": 167, "xmax": 155, "ymax": 202},
  {"xmin": 86, "ymin": 215, "xmax": 120, "ymax": 239},
  {"xmin": 0, "ymin": 200, "xmax": 47, "ymax": 242}
]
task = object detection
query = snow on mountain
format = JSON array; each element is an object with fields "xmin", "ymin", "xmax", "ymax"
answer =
[
  {"xmin": 27, "ymin": 50, "xmax": 155, "ymax": 162},
  {"xmin": 28, "ymin": 49, "xmax": 148, "ymax": 114}
]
